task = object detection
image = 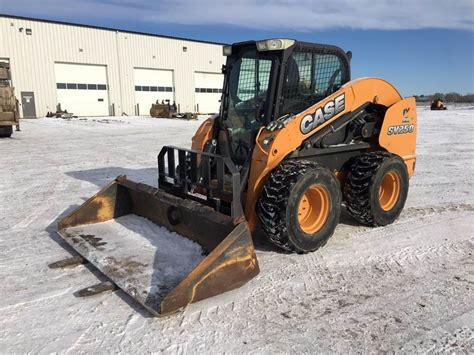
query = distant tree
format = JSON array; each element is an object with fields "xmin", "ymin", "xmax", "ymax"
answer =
[
  {"xmin": 433, "ymin": 92, "xmax": 444, "ymax": 100},
  {"xmin": 462, "ymin": 93, "xmax": 474, "ymax": 103},
  {"xmin": 444, "ymin": 92, "xmax": 462, "ymax": 103},
  {"xmin": 413, "ymin": 92, "xmax": 474, "ymax": 103}
]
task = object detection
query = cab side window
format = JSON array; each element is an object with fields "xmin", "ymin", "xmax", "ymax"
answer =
[
  {"xmin": 313, "ymin": 54, "xmax": 343, "ymax": 95},
  {"xmin": 280, "ymin": 51, "xmax": 344, "ymax": 116}
]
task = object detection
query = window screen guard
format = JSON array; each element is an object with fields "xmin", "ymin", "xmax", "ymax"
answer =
[{"xmin": 280, "ymin": 51, "xmax": 344, "ymax": 116}]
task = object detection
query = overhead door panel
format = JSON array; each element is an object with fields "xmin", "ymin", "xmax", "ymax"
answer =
[
  {"xmin": 55, "ymin": 63, "xmax": 109, "ymax": 116},
  {"xmin": 134, "ymin": 68, "xmax": 174, "ymax": 115},
  {"xmin": 194, "ymin": 72, "xmax": 223, "ymax": 114}
]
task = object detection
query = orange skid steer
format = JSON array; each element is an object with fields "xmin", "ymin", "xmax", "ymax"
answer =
[{"xmin": 52, "ymin": 39, "xmax": 417, "ymax": 316}]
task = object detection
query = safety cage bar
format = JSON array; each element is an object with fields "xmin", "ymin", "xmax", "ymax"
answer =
[{"xmin": 158, "ymin": 146, "xmax": 244, "ymax": 218}]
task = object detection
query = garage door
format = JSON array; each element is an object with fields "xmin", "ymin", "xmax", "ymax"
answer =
[
  {"xmin": 55, "ymin": 63, "xmax": 109, "ymax": 116},
  {"xmin": 194, "ymin": 72, "xmax": 223, "ymax": 114},
  {"xmin": 134, "ymin": 68, "xmax": 174, "ymax": 115}
]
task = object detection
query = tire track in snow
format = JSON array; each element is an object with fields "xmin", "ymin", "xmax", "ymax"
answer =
[
  {"xmin": 398, "ymin": 311, "xmax": 474, "ymax": 353},
  {"xmin": 9, "ymin": 179, "xmax": 79, "ymax": 232},
  {"xmin": 336, "ymin": 202, "xmax": 474, "ymax": 239},
  {"xmin": 176, "ymin": 208, "xmax": 473, "ymax": 352},
  {"xmin": 0, "ymin": 287, "xmax": 72, "ymax": 313}
]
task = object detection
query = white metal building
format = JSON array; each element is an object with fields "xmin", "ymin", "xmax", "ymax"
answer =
[{"xmin": 0, "ymin": 15, "xmax": 226, "ymax": 118}]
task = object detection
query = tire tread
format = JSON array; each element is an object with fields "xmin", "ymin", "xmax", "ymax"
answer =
[
  {"xmin": 344, "ymin": 151, "xmax": 393, "ymax": 226},
  {"xmin": 257, "ymin": 160, "xmax": 331, "ymax": 253}
]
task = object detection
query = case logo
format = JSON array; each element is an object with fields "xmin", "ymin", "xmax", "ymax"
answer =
[{"xmin": 300, "ymin": 93, "xmax": 345, "ymax": 135}]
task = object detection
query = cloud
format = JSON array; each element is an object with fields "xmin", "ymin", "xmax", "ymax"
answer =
[{"xmin": 1, "ymin": 0, "xmax": 473, "ymax": 31}]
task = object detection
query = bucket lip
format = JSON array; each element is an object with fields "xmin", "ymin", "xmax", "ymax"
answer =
[{"xmin": 160, "ymin": 220, "xmax": 256, "ymax": 316}]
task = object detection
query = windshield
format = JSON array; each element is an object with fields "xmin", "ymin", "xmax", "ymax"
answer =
[{"xmin": 222, "ymin": 48, "xmax": 275, "ymax": 163}]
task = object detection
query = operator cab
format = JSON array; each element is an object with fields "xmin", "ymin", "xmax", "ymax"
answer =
[{"xmin": 217, "ymin": 39, "xmax": 352, "ymax": 164}]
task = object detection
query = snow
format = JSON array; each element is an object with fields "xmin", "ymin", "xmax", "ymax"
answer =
[
  {"xmin": 0, "ymin": 108, "xmax": 473, "ymax": 353},
  {"xmin": 63, "ymin": 215, "xmax": 205, "ymax": 314}
]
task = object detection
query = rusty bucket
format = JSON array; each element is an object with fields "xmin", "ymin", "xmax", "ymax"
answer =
[{"xmin": 57, "ymin": 176, "xmax": 259, "ymax": 316}]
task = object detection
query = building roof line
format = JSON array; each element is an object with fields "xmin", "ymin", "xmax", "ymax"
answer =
[{"xmin": 0, "ymin": 13, "xmax": 227, "ymax": 46}]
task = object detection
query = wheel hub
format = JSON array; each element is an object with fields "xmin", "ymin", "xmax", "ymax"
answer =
[
  {"xmin": 298, "ymin": 184, "xmax": 330, "ymax": 234},
  {"xmin": 378, "ymin": 171, "xmax": 401, "ymax": 211}
]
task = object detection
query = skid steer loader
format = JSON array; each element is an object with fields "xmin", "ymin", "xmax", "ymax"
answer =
[{"xmin": 53, "ymin": 39, "xmax": 417, "ymax": 316}]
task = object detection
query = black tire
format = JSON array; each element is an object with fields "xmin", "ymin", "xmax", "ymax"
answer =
[
  {"xmin": 257, "ymin": 160, "xmax": 342, "ymax": 253},
  {"xmin": 344, "ymin": 151, "xmax": 409, "ymax": 226},
  {"xmin": 0, "ymin": 126, "xmax": 12, "ymax": 138}
]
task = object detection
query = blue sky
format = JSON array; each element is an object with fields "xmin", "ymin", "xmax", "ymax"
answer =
[{"xmin": 1, "ymin": 0, "xmax": 473, "ymax": 96}]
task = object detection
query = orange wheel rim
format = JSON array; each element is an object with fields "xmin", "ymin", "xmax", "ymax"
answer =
[
  {"xmin": 298, "ymin": 184, "xmax": 330, "ymax": 234},
  {"xmin": 378, "ymin": 171, "xmax": 401, "ymax": 211}
]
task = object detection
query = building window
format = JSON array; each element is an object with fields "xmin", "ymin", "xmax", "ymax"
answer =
[
  {"xmin": 56, "ymin": 83, "xmax": 108, "ymax": 90},
  {"xmin": 195, "ymin": 87, "xmax": 223, "ymax": 94},
  {"xmin": 135, "ymin": 85, "xmax": 173, "ymax": 92}
]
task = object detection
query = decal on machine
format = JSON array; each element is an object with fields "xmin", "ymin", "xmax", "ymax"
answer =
[
  {"xmin": 388, "ymin": 107, "xmax": 415, "ymax": 135},
  {"xmin": 387, "ymin": 124, "xmax": 415, "ymax": 135},
  {"xmin": 300, "ymin": 93, "xmax": 345, "ymax": 134}
]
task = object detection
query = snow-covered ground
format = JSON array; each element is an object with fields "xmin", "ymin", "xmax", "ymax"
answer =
[{"xmin": 0, "ymin": 108, "xmax": 473, "ymax": 353}]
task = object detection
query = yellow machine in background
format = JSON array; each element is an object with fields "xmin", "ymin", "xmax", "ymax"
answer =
[
  {"xmin": 0, "ymin": 61, "xmax": 19, "ymax": 138},
  {"xmin": 53, "ymin": 39, "xmax": 417, "ymax": 316},
  {"xmin": 150, "ymin": 100, "xmax": 198, "ymax": 120}
]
